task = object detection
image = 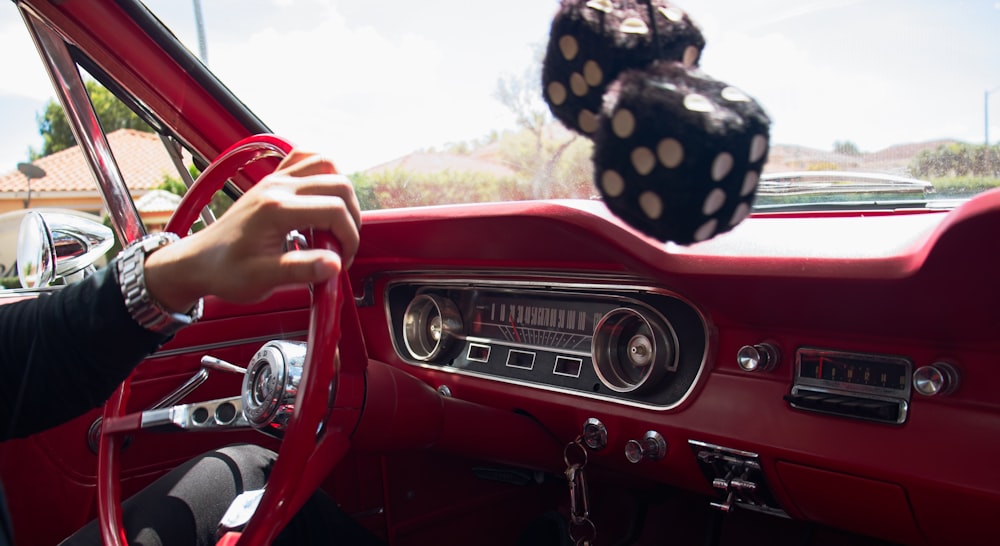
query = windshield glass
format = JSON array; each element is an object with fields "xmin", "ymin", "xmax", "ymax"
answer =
[{"xmin": 2, "ymin": 0, "xmax": 999, "ymax": 216}]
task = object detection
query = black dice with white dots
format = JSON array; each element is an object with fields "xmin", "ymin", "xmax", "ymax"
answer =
[
  {"xmin": 593, "ymin": 62, "xmax": 770, "ymax": 244},
  {"xmin": 541, "ymin": 0, "xmax": 771, "ymax": 245},
  {"xmin": 542, "ymin": 0, "xmax": 705, "ymax": 135}
]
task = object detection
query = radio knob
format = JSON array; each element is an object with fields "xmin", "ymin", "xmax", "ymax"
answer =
[
  {"xmin": 737, "ymin": 343, "xmax": 780, "ymax": 372},
  {"xmin": 913, "ymin": 362, "xmax": 959, "ymax": 396}
]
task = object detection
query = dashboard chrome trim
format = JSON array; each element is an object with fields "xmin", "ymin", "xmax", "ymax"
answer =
[
  {"xmin": 506, "ymin": 349, "xmax": 537, "ymax": 370},
  {"xmin": 146, "ymin": 330, "xmax": 309, "ymax": 359},
  {"xmin": 382, "ymin": 275, "xmax": 713, "ymax": 412},
  {"xmin": 553, "ymin": 355, "xmax": 584, "ymax": 378},
  {"xmin": 466, "ymin": 343, "xmax": 492, "ymax": 363}
]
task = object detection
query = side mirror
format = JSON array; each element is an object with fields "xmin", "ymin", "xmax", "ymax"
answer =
[
  {"xmin": 17, "ymin": 212, "xmax": 55, "ymax": 288},
  {"xmin": 17, "ymin": 211, "xmax": 115, "ymax": 288}
]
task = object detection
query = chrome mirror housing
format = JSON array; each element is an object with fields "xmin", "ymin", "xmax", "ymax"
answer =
[
  {"xmin": 17, "ymin": 210, "xmax": 115, "ymax": 288},
  {"xmin": 17, "ymin": 211, "xmax": 55, "ymax": 288}
]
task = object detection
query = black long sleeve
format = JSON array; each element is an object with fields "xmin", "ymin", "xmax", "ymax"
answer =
[{"xmin": 0, "ymin": 264, "xmax": 170, "ymax": 440}]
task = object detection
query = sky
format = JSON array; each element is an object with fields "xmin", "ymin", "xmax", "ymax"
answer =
[{"xmin": 2, "ymin": 0, "xmax": 1000, "ymax": 175}]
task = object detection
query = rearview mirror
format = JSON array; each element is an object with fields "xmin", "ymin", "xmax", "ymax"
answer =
[{"xmin": 17, "ymin": 211, "xmax": 115, "ymax": 288}]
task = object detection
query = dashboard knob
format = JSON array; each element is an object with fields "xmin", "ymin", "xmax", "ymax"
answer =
[
  {"xmin": 625, "ymin": 431, "xmax": 667, "ymax": 463},
  {"xmin": 581, "ymin": 418, "xmax": 608, "ymax": 451},
  {"xmin": 913, "ymin": 362, "xmax": 959, "ymax": 396},
  {"xmin": 737, "ymin": 342, "xmax": 780, "ymax": 372}
]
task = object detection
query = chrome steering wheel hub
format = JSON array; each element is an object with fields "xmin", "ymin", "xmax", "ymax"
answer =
[{"xmin": 242, "ymin": 340, "xmax": 306, "ymax": 436}]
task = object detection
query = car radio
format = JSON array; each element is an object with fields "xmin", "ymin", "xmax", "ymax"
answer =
[{"xmin": 784, "ymin": 348, "xmax": 912, "ymax": 425}]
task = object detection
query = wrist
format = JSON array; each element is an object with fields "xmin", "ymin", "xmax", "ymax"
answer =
[
  {"xmin": 116, "ymin": 233, "xmax": 203, "ymax": 335},
  {"xmin": 142, "ymin": 234, "xmax": 207, "ymax": 313}
]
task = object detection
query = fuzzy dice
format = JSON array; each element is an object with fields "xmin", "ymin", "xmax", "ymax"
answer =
[
  {"xmin": 541, "ymin": 0, "xmax": 771, "ymax": 244},
  {"xmin": 593, "ymin": 62, "xmax": 771, "ymax": 244},
  {"xmin": 542, "ymin": 0, "xmax": 705, "ymax": 136}
]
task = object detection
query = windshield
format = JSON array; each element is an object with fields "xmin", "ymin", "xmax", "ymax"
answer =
[{"xmin": 1, "ymin": 0, "xmax": 999, "ymax": 217}]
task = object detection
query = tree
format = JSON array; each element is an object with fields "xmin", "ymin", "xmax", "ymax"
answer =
[
  {"xmin": 493, "ymin": 48, "xmax": 589, "ymax": 199},
  {"xmin": 32, "ymin": 80, "xmax": 152, "ymax": 158},
  {"xmin": 352, "ymin": 168, "xmax": 525, "ymax": 209},
  {"xmin": 162, "ymin": 165, "xmax": 237, "ymax": 222},
  {"xmin": 910, "ymin": 142, "xmax": 1000, "ymax": 178},
  {"xmin": 833, "ymin": 140, "xmax": 861, "ymax": 156}
]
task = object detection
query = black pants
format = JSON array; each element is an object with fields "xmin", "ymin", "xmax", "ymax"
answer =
[{"xmin": 60, "ymin": 444, "xmax": 384, "ymax": 546}]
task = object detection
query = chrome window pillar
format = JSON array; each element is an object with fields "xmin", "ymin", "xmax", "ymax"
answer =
[{"xmin": 19, "ymin": 6, "xmax": 147, "ymax": 246}]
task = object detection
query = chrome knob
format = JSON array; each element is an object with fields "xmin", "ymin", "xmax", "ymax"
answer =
[
  {"xmin": 737, "ymin": 342, "xmax": 780, "ymax": 372},
  {"xmin": 625, "ymin": 431, "xmax": 667, "ymax": 463},
  {"xmin": 581, "ymin": 418, "xmax": 608, "ymax": 451},
  {"xmin": 913, "ymin": 362, "xmax": 959, "ymax": 396}
]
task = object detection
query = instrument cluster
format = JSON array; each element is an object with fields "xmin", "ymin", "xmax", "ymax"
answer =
[{"xmin": 385, "ymin": 280, "xmax": 710, "ymax": 409}]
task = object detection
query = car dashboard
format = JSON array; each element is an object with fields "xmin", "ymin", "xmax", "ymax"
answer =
[{"xmin": 345, "ymin": 195, "xmax": 1000, "ymax": 546}]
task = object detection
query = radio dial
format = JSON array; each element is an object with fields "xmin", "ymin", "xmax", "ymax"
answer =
[
  {"xmin": 913, "ymin": 362, "xmax": 959, "ymax": 396},
  {"xmin": 737, "ymin": 343, "xmax": 780, "ymax": 372}
]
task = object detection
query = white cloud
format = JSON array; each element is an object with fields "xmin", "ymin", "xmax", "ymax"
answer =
[
  {"xmin": 195, "ymin": 1, "xmax": 535, "ymax": 172},
  {"xmin": 0, "ymin": 15, "xmax": 58, "ymax": 99},
  {"xmin": 208, "ymin": 7, "xmax": 449, "ymax": 171},
  {"xmin": 698, "ymin": 5, "xmax": 997, "ymax": 152}
]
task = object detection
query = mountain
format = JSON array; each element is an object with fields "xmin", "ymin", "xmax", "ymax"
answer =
[
  {"xmin": 365, "ymin": 133, "xmax": 965, "ymax": 181},
  {"xmin": 765, "ymin": 139, "xmax": 961, "ymax": 175}
]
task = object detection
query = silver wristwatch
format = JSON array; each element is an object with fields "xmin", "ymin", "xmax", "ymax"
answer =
[{"xmin": 116, "ymin": 232, "xmax": 203, "ymax": 335}]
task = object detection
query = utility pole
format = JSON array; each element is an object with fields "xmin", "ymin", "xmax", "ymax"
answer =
[
  {"xmin": 986, "ymin": 86, "xmax": 1000, "ymax": 147},
  {"xmin": 987, "ymin": 86, "xmax": 1000, "ymax": 178},
  {"xmin": 193, "ymin": 0, "xmax": 208, "ymax": 64}
]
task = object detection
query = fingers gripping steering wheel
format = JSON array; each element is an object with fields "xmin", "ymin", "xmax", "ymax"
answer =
[{"xmin": 97, "ymin": 135, "xmax": 366, "ymax": 546}]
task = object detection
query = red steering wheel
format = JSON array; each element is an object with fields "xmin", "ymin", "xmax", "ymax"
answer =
[{"xmin": 97, "ymin": 135, "xmax": 367, "ymax": 546}]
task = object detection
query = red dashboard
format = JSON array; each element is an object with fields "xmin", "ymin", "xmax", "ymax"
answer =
[{"xmin": 340, "ymin": 193, "xmax": 1000, "ymax": 545}]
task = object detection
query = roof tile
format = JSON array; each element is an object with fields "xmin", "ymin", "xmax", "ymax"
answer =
[{"xmin": 0, "ymin": 129, "xmax": 179, "ymax": 194}]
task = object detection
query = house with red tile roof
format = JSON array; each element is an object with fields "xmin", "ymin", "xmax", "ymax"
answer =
[
  {"xmin": 0, "ymin": 129, "xmax": 182, "ymax": 219},
  {"xmin": 365, "ymin": 149, "xmax": 517, "ymax": 178}
]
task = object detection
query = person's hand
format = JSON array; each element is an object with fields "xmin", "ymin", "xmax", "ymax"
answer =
[{"xmin": 142, "ymin": 150, "xmax": 361, "ymax": 313}]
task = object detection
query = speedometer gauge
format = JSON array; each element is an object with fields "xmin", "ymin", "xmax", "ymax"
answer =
[{"xmin": 467, "ymin": 294, "xmax": 610, "ymax": 355}]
